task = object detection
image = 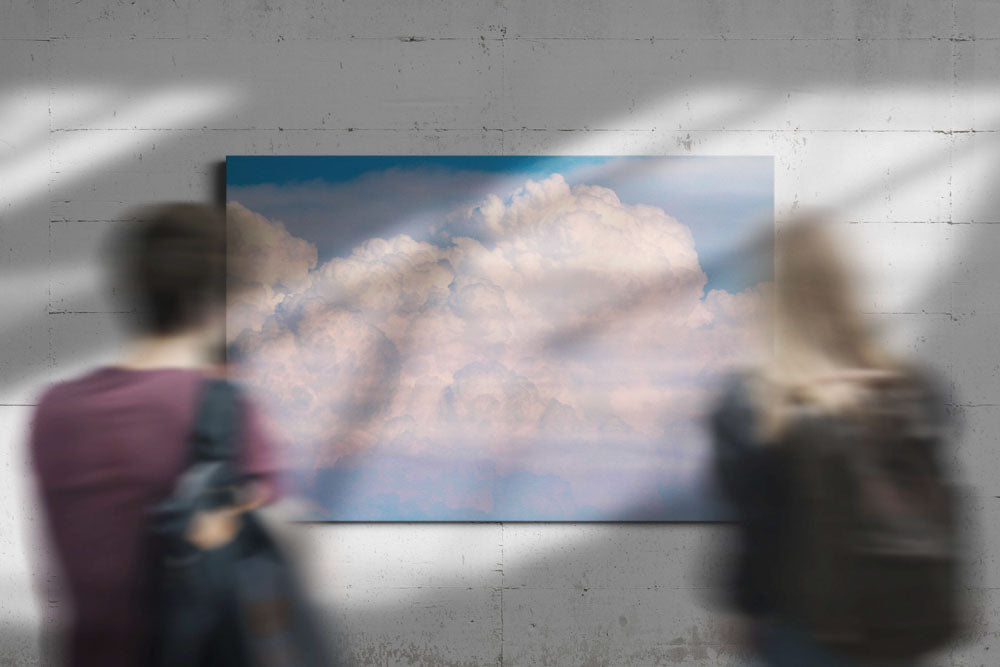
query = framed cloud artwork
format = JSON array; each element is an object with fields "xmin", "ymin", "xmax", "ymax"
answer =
[{"xmin": 226, "ymin": 156, "xmax": 772, "ymax": 521}]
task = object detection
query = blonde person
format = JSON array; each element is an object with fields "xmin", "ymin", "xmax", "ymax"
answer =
[{"xmin": 710, "ymin": 218, "xmax": 962, "ymax": 666}]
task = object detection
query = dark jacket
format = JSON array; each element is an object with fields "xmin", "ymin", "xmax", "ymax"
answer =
[
  {"xmin": 710, "ymin": 375, "xmax": 790, "ymax": 616},
  {"xmin": 708, "ymin": 370, "xmax": 955, "ymax": 618}
]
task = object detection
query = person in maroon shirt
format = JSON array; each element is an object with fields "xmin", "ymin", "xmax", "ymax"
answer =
[{"xmin": 30, "ymin": 204, "xmax": 279, "ymax": 666}]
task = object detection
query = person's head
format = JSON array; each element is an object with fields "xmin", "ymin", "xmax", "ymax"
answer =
[
  {"xmin": 110, "ymin": 203, "xmax": 227, "ymax": 343},
  {"xmin": 758, "ymin": 213, "xmax": 896, "ymax": 432},
  {"xmin": 773, "ymin": 215, "xmax": 879, "ymax": 365}
]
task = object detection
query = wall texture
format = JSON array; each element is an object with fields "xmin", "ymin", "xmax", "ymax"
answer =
[{"xmin": 2, "ymin": 1, "xmax": 999, "ymax": 664}]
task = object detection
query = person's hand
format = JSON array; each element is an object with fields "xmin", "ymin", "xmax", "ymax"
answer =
[
  {"xmin": 186, "ymin": 506, "xmax": 242, "ymax": 550},
  {"xmin": 185, "ymin": 482, "xmax": 269, "ymax": 550}
]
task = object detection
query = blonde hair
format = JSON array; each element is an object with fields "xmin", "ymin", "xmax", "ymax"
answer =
[{"xmin": 756, "ymin": 215, "xmax": 898, "ymax": 439}]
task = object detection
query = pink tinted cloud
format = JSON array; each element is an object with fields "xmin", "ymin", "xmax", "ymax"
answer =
[{"xmin": 228, "ymin": 174, "xmax": 767, "ymax": 514}]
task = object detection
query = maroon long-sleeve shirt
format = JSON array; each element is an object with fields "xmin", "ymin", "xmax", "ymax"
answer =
[{"xmin": 30, "ymin": 367, "xmax": 279, "ymax": 667}]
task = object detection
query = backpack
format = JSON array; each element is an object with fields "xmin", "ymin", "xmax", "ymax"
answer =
[
  {"xmin": 779, "ymin": 372, "xmax": 962, "ymax": 661},
  {"xmin": 148, "ymin": 378, "xmax": 335, "ymax": 666}
]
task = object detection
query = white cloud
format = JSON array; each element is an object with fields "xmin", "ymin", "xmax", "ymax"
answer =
[
  {"xmin": 229, "ymin": 174, "xmax": 767, "ymax": 514},
  {"xmin": 227, "ymin": 201, "xmax": 318, "ymax": 336}
]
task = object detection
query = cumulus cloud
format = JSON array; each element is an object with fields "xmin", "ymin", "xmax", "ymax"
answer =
[
  {"xmin": 227, "ymin": 201, "xmax": 318, "ymax": 336},
  {"xmin": 229, "ymin": 174, "xmax": 767, "ymax": 519}
]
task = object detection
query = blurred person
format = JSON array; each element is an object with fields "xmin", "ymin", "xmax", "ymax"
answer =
[
  {"xmin": 30, "ymin": 204, "xmax": 279, "ymax": 666},
  {"xmin": 710, "ymin": 217, "xmax": 964, "ymax": 666}
]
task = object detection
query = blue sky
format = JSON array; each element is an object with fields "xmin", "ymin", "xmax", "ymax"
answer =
[{"xmin": 227, "ymin": 155, "xmax": 772, "ymax": 293}]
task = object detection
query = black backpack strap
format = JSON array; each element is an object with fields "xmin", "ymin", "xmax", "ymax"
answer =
[
  {"xmin": 149, "ymin": 379, "xmax": 249, "ymax": 665},
  {"xmin": 190, "ymin": 378, "xmax": 242, "ymax": 462},
  {"xmin": 185, "ymin": 378, "xmax": 244, "ymax": 509}
]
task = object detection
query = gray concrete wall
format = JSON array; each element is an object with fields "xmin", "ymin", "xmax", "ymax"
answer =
[{"xmin": 2, "ymin": 1, "xmax": 998, "ymax": 664}]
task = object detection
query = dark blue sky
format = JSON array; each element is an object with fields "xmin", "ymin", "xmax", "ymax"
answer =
[{"xmin": 227, "ymin": 155, "xmax": 773, "ymax": 293}]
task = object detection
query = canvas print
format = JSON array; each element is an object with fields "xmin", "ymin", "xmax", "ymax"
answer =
[{"xmin": 226, "ymin": 156, "xmax": 773, "ymax": 521}]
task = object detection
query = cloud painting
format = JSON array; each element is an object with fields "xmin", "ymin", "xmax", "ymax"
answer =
[{"xmin": 226, "ymin": 156, "xmax": 772, "ymax": 521}]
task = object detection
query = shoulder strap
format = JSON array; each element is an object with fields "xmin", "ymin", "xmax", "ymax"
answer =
[
  {"xmin": 189, "ymin": 378, "xmax": 243, "ymax": 468},
  {"xmin": 178, "ymin": 378, "xmax": 245, "ymax": 509},
  {"xmin": 150, "ymin": 379, "xmax": 245, "ymax": 536}
]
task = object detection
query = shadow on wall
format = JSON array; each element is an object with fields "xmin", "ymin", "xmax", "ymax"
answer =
[
  {"xmin": 0, "ymin": 85, "xmax": 243, "ymax": 406},
  {"xmin": 11, "ymin": 161, "xmax": 999, "ymax": 666},
  {"xmin": 237, "ymin": 198, "xmax": 997, "ymax": 664},
  {"xmin": 274, "ymin": 219, "xmax": 996, "ymax": 666},
  {"xmin": 3, "ymin": 58, "xmax": 997, "ymax": 661}
]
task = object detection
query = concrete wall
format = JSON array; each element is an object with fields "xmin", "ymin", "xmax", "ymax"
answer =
[{"xmin": 2, "ymin": 1, "xmax": 998, "ymax": 664}]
